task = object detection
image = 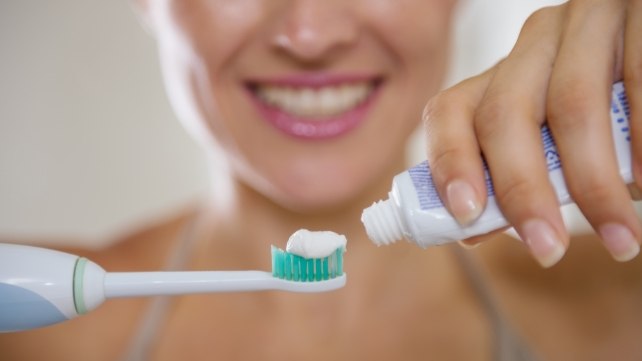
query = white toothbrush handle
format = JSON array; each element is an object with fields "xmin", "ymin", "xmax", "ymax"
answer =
[{"xmin": 104, "ymin": 271, "xmax": 346, "ymax": 297}]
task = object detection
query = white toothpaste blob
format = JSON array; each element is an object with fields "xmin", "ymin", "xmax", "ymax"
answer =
[{"xmin": 286, "ymin": 229, "xmax": 347, "ymax": 259}]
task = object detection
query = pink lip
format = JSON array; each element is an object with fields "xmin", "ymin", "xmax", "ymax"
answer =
[{"xmin": 245, "ymin": 73, "xmax": 383, "ymax": 140}]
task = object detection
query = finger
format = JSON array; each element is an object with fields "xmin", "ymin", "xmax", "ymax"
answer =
[
  {"xmin": 624, "ymin": 0, "xmax": 642, "ymax": 189},
  {"xmin": 423, "ymin": 68, "xmax": 495, "ymax": 226},
  {"xmin": 547, "ymin": 0, "xmax": 641, "ymax": 262},
  {"xmin": 458, "ymin": 226, "xmax": 512, "ymax": 249},
  {"xmin": 474, "ymin": 6, "xmax": 568, "ymax": 268},
  {"xmin": 628, "ymin": 183, "xmax": 642, "ymax": 201}
]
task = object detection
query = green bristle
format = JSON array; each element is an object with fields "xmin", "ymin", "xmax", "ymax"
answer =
[
  {"xmin": 329, "ymin": 252, "xmax": 336, "ymax": 278},
  {"xmin": 271, "ymin": 246, "xmax": 345, "ymax": 282},
  {"xmin": 306, "ymin": 258, "xmax": 314, "ymax": 282},
  {"xmin": 322, "ymin": 258, "xmax": 329, "ymax": 280},
  {"xmin": 315, "ymin": 258, "xmax": 322, "ymax": 281},
  {"xmin": 271, "ymin": 246, "xmax": 282, "ymax": 278},
  {"xmin": 284, "ymin": 252, "xmax": 292, "ymax": 280},
  {"xmin": 292, "ymin": 255, "xmax": 300, "ymax": 281},
  {"xmin": 300, "ymin": 257, "xmax": 308, "ymax": 281}
]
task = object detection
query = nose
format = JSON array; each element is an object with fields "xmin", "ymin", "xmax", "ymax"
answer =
[{"xmin": 271, "ymin": 0, "xmax": 359, "ymax": 62}]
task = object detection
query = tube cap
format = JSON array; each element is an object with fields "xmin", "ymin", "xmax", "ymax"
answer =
[{"xmin": 361, "ymin": 198, "xmax": 404, "ymax": 246}]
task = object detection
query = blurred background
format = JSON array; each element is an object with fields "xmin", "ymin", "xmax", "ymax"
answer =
[{"xmin": 0, "ymin": 0, "xmax": 566, "ymax": 248}]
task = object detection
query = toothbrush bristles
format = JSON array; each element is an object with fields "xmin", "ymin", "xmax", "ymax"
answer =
[{"xmin": 271, "ymin": 246, "xmax": 345, "ymax": 281}]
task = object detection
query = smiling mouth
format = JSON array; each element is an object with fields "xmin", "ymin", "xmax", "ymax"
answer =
[
  {"xmin": 250, "ymin": 80, "xmax": 379, "ymax": 119},
  {"xmin": 245, "ymin": 76, "xmax": 383, "ymax": 139}
]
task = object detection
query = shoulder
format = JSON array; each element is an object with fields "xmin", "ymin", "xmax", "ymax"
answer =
[
  {"xmin": 79, "ymin": 205, "xmax": 201, "ymax": 272},
  {"xmin": 2, "ymin": 204, "xmax": 200, "ymax": 271}
]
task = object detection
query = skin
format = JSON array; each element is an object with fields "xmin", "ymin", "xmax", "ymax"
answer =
[
  {"xmin": 147, "ymin": 0, "xmax": 453, "ymax": 213},
  {"xmin": 427, "ymin": 1, "xmax": 642, "ymax": 267},
  {"xmin": 2, "ymin": 0, "xmax": 642, "ymax": 360}
]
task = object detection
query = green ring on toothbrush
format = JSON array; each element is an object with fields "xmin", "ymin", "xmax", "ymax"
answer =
[{"xmin": 73, "ymin": 257, "xmax": 88, "ymax": 315}]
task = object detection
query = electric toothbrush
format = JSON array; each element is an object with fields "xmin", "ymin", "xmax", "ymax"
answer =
[{"xmin": 0, "ymin": 241, "xmax": 346, "ymax": 333}]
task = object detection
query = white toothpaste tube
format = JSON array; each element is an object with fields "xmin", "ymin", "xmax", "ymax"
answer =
[{"xmin": 362, "ymin": 81, "xmax": 633, "ymax": 247}]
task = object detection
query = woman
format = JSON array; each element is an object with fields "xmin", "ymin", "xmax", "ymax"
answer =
[{"xmin": 2, "ymin": 0, "xmax": 642, "ymax": 360}]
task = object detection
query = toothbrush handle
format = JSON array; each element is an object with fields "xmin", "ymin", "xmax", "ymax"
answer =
[
  {"xmin": 0, "ymin": 243, "xmax": 81, "ymax": 332},
  {"xmin": 104, "ymin": 270, "xmax": 346, "ymax": 297},
  {"xmin": 105, "ymin": 271, "xmax": 283, "ymax": 297}
]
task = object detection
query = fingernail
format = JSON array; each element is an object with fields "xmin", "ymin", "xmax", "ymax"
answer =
[
  {"xmin": 446, "ymin": 179, "xmax": 482, "ymax": 225},
  {"xmin": 598, "ymin": 223, "xmax": 640, "ymax": 262},
  {"xmin": 521, "ymin": 219, "xmax": 566, "ymax": 268},
  {"xmin": 458, "ymin": 240, "xmax": 480, "ymax": 250}
]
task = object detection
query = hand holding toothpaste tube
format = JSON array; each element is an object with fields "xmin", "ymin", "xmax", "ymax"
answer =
[{"xmin": 422, "ymin": 0, "xmax": 642, "ymax": 267}]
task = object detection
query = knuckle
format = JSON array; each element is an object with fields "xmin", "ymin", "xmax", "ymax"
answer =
[
  {"xmin": 546, "ymin": 82, "xmax": 595, "ymax": 130},
  {"xmin": 423, "ymin": 77, "xmax": 483, "ymax": 129},
  {"xmin": 423, "ymin": 91, "xmax": 468, "ymax": 145},
  {"xmin": 568, "ymin": 176, "xmax": 617, "ymax": 205},
  {"xmin": 521, "ymin": 6, "xmax": 559, "ymax": 33},
  {"xmin": 567, "ymin": 0, "xmax": 616, "ymax": 13},
  {"xmin": 427, "ymin": 145, "xmax": 467, "ymax": 185},
  {"xmin": 474, "ymin": 93, "xmax": 518, "ymax": 142},
  {"xmin": 627, "ymin": 183, "xmax": 642, "ymax": 201},
  {"xmin": 422, "ymin": 91, "xmax": 450, "ymax": 127},
  {"xmin": 624, "ymin": 56, "xmax": 642, "ymax": 87},
  {"xmin": 514, "ymin": 5, "xmax": 565, "ymax": 58},
  {"xmin": 494, "ymin": 176, "xmax": 539, "ymax": 210}
]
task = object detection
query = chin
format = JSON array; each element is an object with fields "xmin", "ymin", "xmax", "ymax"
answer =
[
  {"xmin": 276, "ymin": 194, "xmax": 357, "ymax": 215},
  {"xmin": 269, "ymin": 178, "xmax": 370, "ymax": 214}
]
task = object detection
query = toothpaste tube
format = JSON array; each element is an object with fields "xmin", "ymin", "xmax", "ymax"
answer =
[{"xmin": 362, "ymin": 82, "xmax": 632, "ymax": 247}]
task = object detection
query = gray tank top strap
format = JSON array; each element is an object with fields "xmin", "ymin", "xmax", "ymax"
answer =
[
  {"xmin": 120, "ymin": 211, "xmax": 202, "ymax": 361},
  {"xmin": 452, "ymin": 246, "xmax": 542, "ymax": 361}
]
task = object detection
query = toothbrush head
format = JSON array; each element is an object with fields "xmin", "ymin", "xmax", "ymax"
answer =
[{"xmin": 271, "ymin": 246, "xmax": 345, "ymax": 282}]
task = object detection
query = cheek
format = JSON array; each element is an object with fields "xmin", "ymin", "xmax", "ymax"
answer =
[
  {"xmin": 162, "ymin": 1, "xmax": 266, "ymax": 69},
  {"xmin": 366, "ymin": 1, "xmax": 456, "ymax": 71},
  {"xmin": 401, "ymin": 20, "xmax": 453, "ymax": 82},
  {"xmin": 155, "ymin": 1, "xmax": 271, "ymax": 144}
]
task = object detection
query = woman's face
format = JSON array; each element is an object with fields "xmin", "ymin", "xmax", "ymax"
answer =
[{"xmin": 145, "ymin": 0, "xmax": 457, "ymax": 212}]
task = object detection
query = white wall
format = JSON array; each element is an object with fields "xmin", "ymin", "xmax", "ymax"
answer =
[
  {"xmin": 0, "ymin": 0, "xmax": 209, "ymax": 247},
  {"xmin": 0, "ymin": 0, "xmax": 565, "ymax": 248}
]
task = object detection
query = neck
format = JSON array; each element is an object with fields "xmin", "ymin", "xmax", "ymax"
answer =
[{"xmin": 192, "ymin": 153, "xmax": 409, "ymax": 270}]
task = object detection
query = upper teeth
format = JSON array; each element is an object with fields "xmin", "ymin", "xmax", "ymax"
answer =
[{"xmin": 255, "ymin": 82, "xmax": 373, "ymax": 118}]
